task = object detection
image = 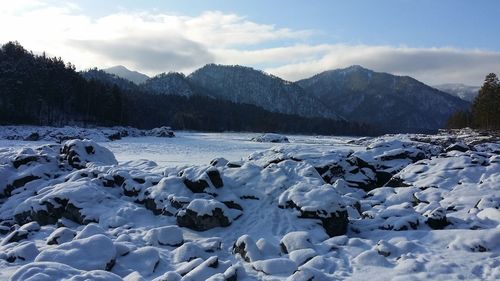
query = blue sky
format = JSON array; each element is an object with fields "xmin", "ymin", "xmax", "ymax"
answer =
[
  {"xmin": 70, "ymin": 0, "xmax": 500, "ymax": 50},
  {"xmin": 1, "ymin": 0, "xmax": 499, "ymax": 85}
]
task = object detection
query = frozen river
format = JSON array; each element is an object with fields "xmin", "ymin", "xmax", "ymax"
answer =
[{"xmin": 100, "ymin": 132, "xmax": 359, "ymax": 166}]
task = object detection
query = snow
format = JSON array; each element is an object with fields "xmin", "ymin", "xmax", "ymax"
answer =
[
  {"xmin": 184, "ymin": 199, "xmax": 230, "ymax": 217},
  {"xmin": 144, "ymin": 225, "xmax": 183, "ymax": 246},
  {"xmin": 251, "ymin": 133, "xmax": 289, "ymax": 143},
  {"xmin": 0, "ymin": 128, "xmax": 499, "ymax": 280},
  {"xmin": 35, "ymin": 234, "xmax": 116, "ymax": 271}
]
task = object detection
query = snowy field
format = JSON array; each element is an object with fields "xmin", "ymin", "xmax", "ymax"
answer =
[
  {"xmin": 101, "ymin": 132, "xmax": 360, "ymax": 167},
  {"xmin": 0, "ymin": 128, "xmax": 499, "ymax": 280}
]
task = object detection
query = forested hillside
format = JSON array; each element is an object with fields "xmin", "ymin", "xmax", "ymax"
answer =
[{"xmin": 0, "ymin": 42, "xmax": 372, "ymax": 135}]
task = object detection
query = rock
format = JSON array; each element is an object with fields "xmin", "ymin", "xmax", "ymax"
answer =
[
  {"xmin": 384, "ymin": 176, "xmax": 410, "ymax": 187},
  {"xmin": 210, "ymin": 157, "xmax": 229, "ymax": 167},
  {"xmin": 279, "ymin": 183, "xmax": 349, "ymax": 237},
  {"xmin": 445, "ymin": 143, "xmax": 470, "ymax": 153},
  {"xmin": 75, "ymin": 223, "xmax": 105, "ymax": 239},
  {"xmin": 425, "ymin": 207, "xmax": 449, "ymax": 230},
  {"xmin": 251, "ymin": 133, "xmax": 289, "ymax": 143},
  {"xmin": 60, "ymin": 139, "xmax": 117, "ymax": 169},
  {"xmin": 252, "ymin": 258, "xmax": 297, "ymax": 276},
  {"xmin": 113, "ymin": 247, "xmax": 160, "ymax": 277},
  {"xmin": 47, "ymin": 227, "xmax": 76, "ymax": 245},
  {"xmin": 279, "ymin": 231, "xmax": 314, "ymax": 254},
  {"xmin": 232, "ymin": 235, "xmax": 261, "ymax": 262},
  {"xmin": 4, "ymin": 175, "xmax": 41, "ymax": 197},
  {"xmin": 145, "ymin": 226, "xmax": 184, "ymax": 247},
  {"xmin": 10, "ymin": 262, "xmax": 123, "ymax": 281},
  {"xmin": 12, "ymin": 155, "xmax": 42, "ymax": 169},
  {"xmin": 15, "ymin": 200, "xmax": 90, "ymax": 226},
  {"xmin": 173, "ymin": 242, "xmax": 205, "ymax": 263},
  {"xmin": 182, "ymin": 256, "xmax": 229, "ymax": 280},
  {"xmin": 176, "ymin": 199, "xmax": 231, "ymax": 231},
  {"xmin": 1, "ymin": 229, "xmax": 29, "ymax": 245},
  {"xmin": 206, "ymin": 168, "xmax": 223, "ymax": 188},
  {"xmin": 19, "ymin": 222, "xmax": 40, "ymax": 232},
  {"xmin": 35, "ymin": 234, "xmax": 116, "ymax": 271},
  {"xmin": 24, "ymin": 132, "xmax": 40, "ymax": 141},
  {"xmin": 4, "ymin": 241, "xmax": 39, "ymax": 263},
  {"xmin": 183, "ymin": 178, "xmax": 209, "ymax": 193},
  {"xmin": 148, "ymin": 126, "xmax": 175, "ymax": 138}
]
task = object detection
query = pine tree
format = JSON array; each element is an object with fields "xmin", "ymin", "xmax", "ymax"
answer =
[{"xmin": 472, "ymin": 73, "xmax": 500, "ymax": 130}]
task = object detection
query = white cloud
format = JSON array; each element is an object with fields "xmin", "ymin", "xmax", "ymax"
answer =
[
  {"xmin": 262, "ymin": 45, "xmax": 500, "ymax": 85},
  {"xmin": 0, "ymin": 1, "xmax": 497, "ymax": 85}
]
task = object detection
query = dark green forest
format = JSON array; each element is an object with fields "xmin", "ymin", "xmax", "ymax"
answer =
[
  {"xmin": 0, "ymin": 41, "xmax": 374, "ymax": 136},
  {"xmin": 447, "ymin": 73, "xmax": 500, "ymax": 130}
]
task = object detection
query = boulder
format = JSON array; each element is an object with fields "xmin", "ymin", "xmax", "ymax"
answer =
[
  {"xmin": 251, "ymin": 133, "xmax": 289, "ymax": 143},
  {"xmin": 145, "ymin": 226, "xmax": 184, "ymax": 247},
  {"xmin": 148, "ymin": 126, "xmax": 175, "ymax": 138},
  {"xmin": 424, "ymin": 207, "xmax": 449, "ymax": 230},
  {"xmin": 279, "ymin": 183, "xmax": 349, "ymax": 237},
  {"xmin": 176, "ymin": 199, "xmax": 232, "ymax": 231},
  {"xmin": 35, "ymin": 234, "xmax": 116, "ymax": 271},
  {"xmin": 60, "ymin": 139, "xmax": 117, "ymax": 169},
  {"xmin": 47, "ymin": 227, "xmax": 76, "ymax": 245}
]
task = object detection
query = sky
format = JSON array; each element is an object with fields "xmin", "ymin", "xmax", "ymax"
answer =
[{"xmin": 1, "ymin": 0, "xmax": 499, "ymax": 85}]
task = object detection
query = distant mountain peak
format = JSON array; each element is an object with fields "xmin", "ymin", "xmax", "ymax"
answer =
[
  {"xmin": 297, "ymin": 66, "xmax": 470, "ymax": 132},
  {"xmin": 187, "ymin": 63, "xmax": 342, "ymax": 120},
  {"xmin": 104, "ymin": 65, "xmax": 149, "ymax": 85},
  {"xmin": 434, "ymin": 83, "xmax": 480, "ymax": 102}
]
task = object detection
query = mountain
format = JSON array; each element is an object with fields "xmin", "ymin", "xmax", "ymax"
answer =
[
  {"xmin": 187, "ymin": 64, "xmax": 342, "ymax": 120},
  {"xmin": 433, "ymin": 83, "xmax": 480, "ymax": 102},
  {"xmin": 142, "ymin": 72, "xmax": 197, "ymax": 97},
  {"xmin": 297, "ymin": 65, "xmax": 470, "ymax": 132},
  {"xmin": 1, "ymin": 42, "xmax": 369, "ymax": 135},
  {"xmin": 104, "ymin": 65, "xmax": 149, "ymax": 84},
  {"xmin": 81, "ymin": 68, "xmax": 140, "ymax": 92}
]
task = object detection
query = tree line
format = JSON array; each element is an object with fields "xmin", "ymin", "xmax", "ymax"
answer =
[
  {"xmin": 447, "ymin": 73, "xmax": 500, "ymax": 130},
  {"xmin": 0, "ymin": 41, "xmax": 376, "ymax": 136}
]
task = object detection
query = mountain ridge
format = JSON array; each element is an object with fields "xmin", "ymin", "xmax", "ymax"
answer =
[
  {"xmin": 297, "ymin": 65, "xmax": 470, "ymax": 132},
  {"xmin": 104, "ymin": 65, "xmax": 149, "ymax": 85}
]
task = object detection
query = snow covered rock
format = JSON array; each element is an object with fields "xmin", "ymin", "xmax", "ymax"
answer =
[
  {"xmin": 179, "ymin": 166, "xmax": 224, "ymax": 193},
  {"xmin": 145, "ymin": 225, "xmax": 184, "ymax": 246},
  {"xmin": 279, "ymin": 183, "xmax": 348, "ymax": 237},
  {"xmin": 233, "ymin": 235, "xmax": 262, "ymax": 262},
  {"xmin": 60, "ymin": 139, "xmax": 117, "ymax": 169},
  {"xmin": 35, "ymin": 234, "xmax": 116, "ymax": 271},
  {"xmin": 10, "ymin": 262, "xmax": 122, "ymax": 281},
  {"xmin": 172, "ymin": 242, "xmax": 205, "ymax": 263},
  {"xmin": 148, "ymin": 126, "xmax": 175, "ymax": 138},
  {"xmin": 47, "ymin": 227, "xmax": 76, "ymax": 245},
  {"xmin": 279, "ymin": 231, "xmax": 314, "ymax": 253},
  {"xmin": 445, "ymin": 142, "xmax": 470, "ymax": 153},
  {"xmin": 424, "ymin": 207, "xmax": 449, "ymax": 229},
  {"xmin": 0, "ymin": 241, "xmax": 39, "ymax": 263},
  {"xmin": 14, "ymin": 181, "xmax": 115, "ymax": 225},
  {"xmin": 176, "ymin": 199, "xmax": 232, "ymax": 231},
  {"xmin": 252, "ymin": 258, "xmax": 297, "ymax": 276},
  {"xmin": 251, "ymin": 133, "xmax": 289, "ymax": 143},
  {"xmin": 113, "ymin": 247, "xmax": 160, "ymax": 277}
]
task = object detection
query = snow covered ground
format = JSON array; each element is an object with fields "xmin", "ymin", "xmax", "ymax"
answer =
[
  {"xmin": 0, "ymin": 128, "xmax": 499, "ymax": 280},
  {"xmin": 101, "ymin": 132, "xmax": 359, "ymax": 167}
]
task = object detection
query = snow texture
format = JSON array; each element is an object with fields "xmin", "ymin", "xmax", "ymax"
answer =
[{"xmin": 0, "ymin": 128, "xmax": 499, "ymax": 280}]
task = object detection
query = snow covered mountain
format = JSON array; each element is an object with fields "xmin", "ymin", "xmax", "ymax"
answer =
[
  {"xmin": 187, "ymin": 64, "xmax": 342, "ymax": 120},
  {"xmin": 142, "ymin": 72, "xmax": 197, "ymax": 97},
  {"xmin": 434, "ymin": 83, "xmax": 480, "ymax": 102},
  {"xmin": 297, "ymin": 65, "xmax": 471, "ymax": 132},
  {"xmin": 104, "ymin": 65, "xmax": 149, "ymax": 85}
]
